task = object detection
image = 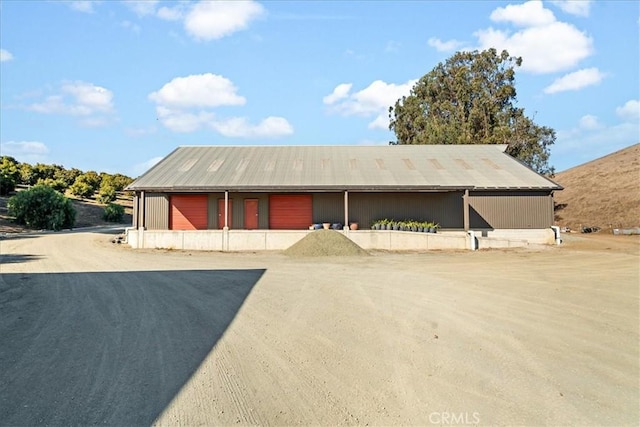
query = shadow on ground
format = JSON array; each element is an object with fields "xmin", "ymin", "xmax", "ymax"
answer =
[
  {"xmin": 0, "ymin": 254, "xmax": 43, "ymax": 264},
  {"xmin": 0, "ymin": 268, "xmax": 264, "ymax": 426}
]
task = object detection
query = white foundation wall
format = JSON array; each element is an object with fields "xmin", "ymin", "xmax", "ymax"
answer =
[
  {"xmin": 481, "ymin": 228, "xmax": 555, "ymax": 245},
  {"xmin": 125, "ymin": 228, "xmax": 555, "ymax": 251}
]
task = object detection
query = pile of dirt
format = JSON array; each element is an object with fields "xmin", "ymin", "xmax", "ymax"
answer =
[
  {"xmin": 284, "ymin": 229, "xmax": 369, "ymax": 257},
  {"xmin": 554, "ymin": 143, "xmax": 639, "ymax": 230}
]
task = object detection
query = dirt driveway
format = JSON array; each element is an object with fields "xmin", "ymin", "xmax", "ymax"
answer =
[{"xmin": 1, "ymin": 230, "xmax": 638, "ymax": 426}]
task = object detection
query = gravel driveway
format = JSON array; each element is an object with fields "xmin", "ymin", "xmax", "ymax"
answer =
[{"xmin": 1, "ymin": 230, "xmax": 638, "ymax": 425}]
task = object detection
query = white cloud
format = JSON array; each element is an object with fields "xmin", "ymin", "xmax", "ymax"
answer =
[
  {"xmin": 211, "ymin": 116, "xmax": 293, "ymax": 138},
  {"xmin": 132, "ymin": 156, "xmax": 163, "ymax": 177},
  {"xmin": 474, "ymin": 22, "xmax": 592, "ymax": 74},
  {"xmin": 150, "ymin": 73, "xmax": 293, "ymax": 138},
  {"xmin": 430, "ymin": 0, "xmax": 594, "ymax": 74},
  {"xmin": 543, "ymin": 68, "xmax": 605, "ymax": 94},
  {"xmin": 323, "ymin": 83, "xmax": 353, "ymax": 105},
  {"xmin": 427, "ymin": 37, "xmax": 465, "ymax": 52},
  {"xmin": 69, "ymin": 1, "xmax": 100, "ymax": 13},
  {"xmin": 578, "ymin": 115, "xmax": 602, "ymax": 130},
  {"xmin": 0, "ymin": 49, "xmax": 13, "ymax": 62},
  {"xmin": 490, "ymin": 0, "xmax": 555, "ymax": 27},
  {"xmin": 428, "ymin": 1, "xmax": 593, "ymax": 73},
  {"xmin": 554, "ymin": 102, "xmax": 640, "ymax": 167},
  {"xmin": 122, "ymin": 0, "xmax": 159, "ymax": 16},
  {"xmin": 1, "ymin": 141, "xmax": 50, "ymax": 164},
  {"xmin": 184, "ymin": 0, "xmax": 265, "ymax": 41},
  {"xmin": 550, "ymin": 0, "xmax": 592, "ymax": 17},
  {"xmin": 324, "ymin": 79, "xmax": 416, "ymax": 129},
  {"xmin": 27, "ymin": 81, "xmax": 114, "ymax": 121},
  {"xmin": 616, "ymin": 100, "xmax": 640, "ymax": 122},
  {"xmin": 148, "ymin": 73, "xmax": 245, "ymax": 108},
  {"xmin": 157, "ymin": 5, "xmax": 184, "ymax": 21},
  {"xmin": 155, "ymin": 107, "xmax": 215, "ymax": 133},
  {"xmin": 367, "ymin": 114, "xmax": 389, "ymax": 130},
  {"xmin": 62, "ymin": 81, "xmax": 114, "ymax": 113},
  {"xmin": 0, "ymin": 141, "xmax": 49, "ymax": 156}
]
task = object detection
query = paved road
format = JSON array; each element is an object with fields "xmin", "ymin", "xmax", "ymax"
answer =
[{"xmin": 0, "ymin": 230, "xmax": 264, "ymax": 425}]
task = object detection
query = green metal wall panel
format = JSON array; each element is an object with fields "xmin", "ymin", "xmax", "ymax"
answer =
[
  {"xmin": 145, "ymin": 193, "xmax": 169, "ymax": 230},
  {"xmin": 469, "ymin": 191, "xmax": 553, "ymax": 228},
  {"xmin": 348, "ymin": 192, "xmax": 464, "ymax": 229},
  {"xmin": 312, "ymin": 193, "xmax": 344, "ymax": 224}
]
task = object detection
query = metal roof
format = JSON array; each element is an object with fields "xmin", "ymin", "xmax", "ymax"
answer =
[{"xmin": 126, "ymin": 145, "xmax": 562, "ymax": 192}]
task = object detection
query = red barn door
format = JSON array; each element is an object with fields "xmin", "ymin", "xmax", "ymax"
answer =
[
  {"xmin": 170, "ymin": 195, "xmax": 208, "ymax": 230},
  {"xmin": 269, "ymin": 195, "xmax": 312, "ymax": 230}
]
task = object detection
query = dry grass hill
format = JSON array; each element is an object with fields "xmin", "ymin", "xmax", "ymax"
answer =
[{"xmin": 553, "ymin": 143, "xmax": 639, "ymax": 231}]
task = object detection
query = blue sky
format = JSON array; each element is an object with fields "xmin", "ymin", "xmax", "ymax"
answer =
[{"xmin": 1, "ymin": 0, "xmax": 638, "ymax": 177}]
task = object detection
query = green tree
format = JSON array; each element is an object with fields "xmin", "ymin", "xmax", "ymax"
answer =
[
  {"xmin": 19, "ymin": 163, "xmax": 37, "ymax": 186},
  {"xmin": 54, "ymin": 167, "xmax": 82, "ymax": 190},
  {"xmin": 0, "ymin": 156, "xmax": 21, "ymax": 195},
  {"xmin": 8, "ymin": 185, "xmax": 76, "ymax": 230},
  {"xmin": 110, "ymin": 173, "xmax": 134, "ymax": 192},
  {"xmin": 98, "ymin": 182, "xmax": 116, "ymax": 203},
  {"xmin": 32, "ymin": 163, "xmax": 57, "ymax": 182},
  {"xmin": 69, "ymin": 178, "xmax": 94, "ymax": 199},
  {"xmin": 69, "ymin": 171, "xmax": 101, "ymax": 198},
  {"xmin": 389, "ymin": 48, "xmax": 555, "ymax": 175},
  {"xmin": 82, "ymin": 171, "xmax": 102, "ymax": 193},
  {"xmin": 37, "ymin": 177, "xmax": 67, "ymax": 193}
]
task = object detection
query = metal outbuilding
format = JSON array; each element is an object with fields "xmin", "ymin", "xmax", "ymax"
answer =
[{"xmin": 125, "ymin": 144, "xmax": 562, "ymax": 250}]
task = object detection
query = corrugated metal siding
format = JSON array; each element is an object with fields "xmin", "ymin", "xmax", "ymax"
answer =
[
  {"xmin": 269, "ymin": 194, "xmax": 312, "ymax": 229},
  {"xmin": 312, "ymin": 193, "xmax": 344, "ymax": 224},
  {"xmin": 233, "ymin": 193, "xmax": 269, "ymax": 229},
  {"xmin": 348, "ymin": 192, "xmax": 464, "ymax": 229},
  {"xmin": 209, "ymin": 193, "xmax": 269, "ymax": 229},
  {"xmin": 469, "ymin": 191, "xmax": 553, "ymax": 228},
  {"xmin": 170, "ymin": 195, "xmax": 208, "ymax": 230},
  {"xmin": 145, "ymin": 193, "xmax": 169, "ymax": 230},
  {"xmin": 208, "ymin": 194, "xmax": 223, "ymax": 229}
]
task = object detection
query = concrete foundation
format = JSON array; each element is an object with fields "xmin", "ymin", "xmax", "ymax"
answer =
[{"xmin": 126, "ymin": 228, "xmax": 554, "ymax": 252}]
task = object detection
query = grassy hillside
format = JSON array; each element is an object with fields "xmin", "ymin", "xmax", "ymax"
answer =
[{"xmin": 553, "ymin": 143, "xmax": 639, "ymax": 230}]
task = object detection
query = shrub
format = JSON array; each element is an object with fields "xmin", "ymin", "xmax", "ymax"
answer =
[
  {"xmin": 103, "ymin": 203, "xmax": 124, "ymax": 222},
  {"xmin": 8, "ymin": 185, "xmax": 76, "ymax": 230}
]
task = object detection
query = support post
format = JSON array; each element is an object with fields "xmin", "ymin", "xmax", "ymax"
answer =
[
  {"xmin": 223, "ymin": 190, "xmax": 229, "ymax": 251},
  {"xmin": 224, "ymin": 190, "xmax": 229, "ymax": 228},
  {"xmin": 139, "ymin": 191, "xmax": 146, "ymax": 229},
  {"xmin": 344, "ymin": 190, "xmax": 349, "ymax": 231},
  {"xmin": 463, "ymin": 189, "xmax": 470, "ymax": 232},
  {"xmin": 139, "ymin": 190, "xmax": 145, "ymax": 248}
]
